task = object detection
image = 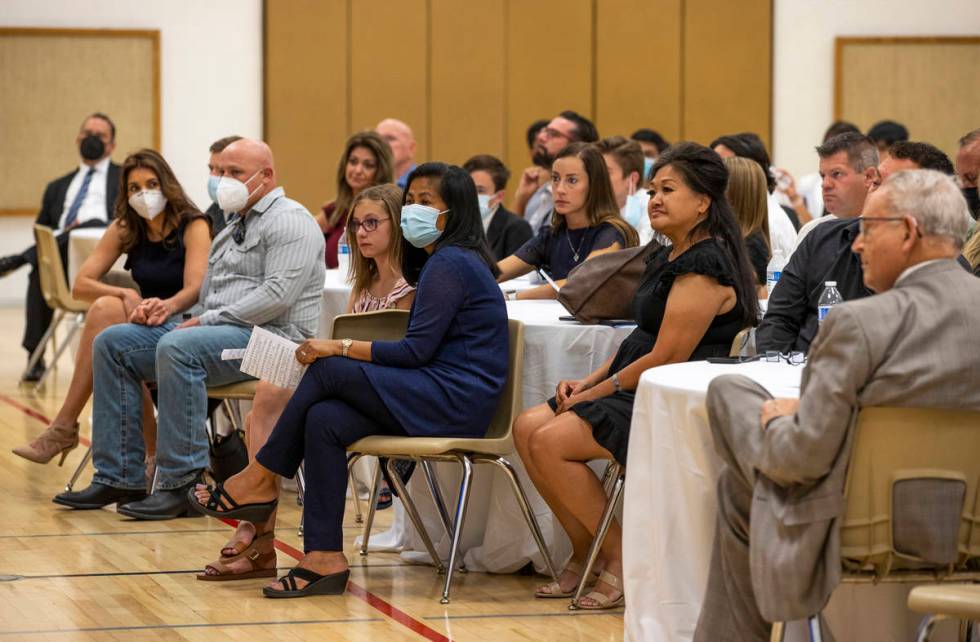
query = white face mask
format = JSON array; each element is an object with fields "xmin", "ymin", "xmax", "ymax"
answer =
[
  {"xmin": 216, "ymin": 170, "xmax": 262, "ymax": 213},
  {"xmin": 477, "ymin": 194, "xmax": 493, "ymax": 217},
  {"xmin": 128, "ymin": 189, "xmax": 167, "ymax": 221}
]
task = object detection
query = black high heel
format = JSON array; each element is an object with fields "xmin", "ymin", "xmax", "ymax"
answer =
[{"xmin": 186, "ymin": 482, "xmax": 278, "ymax": 523}]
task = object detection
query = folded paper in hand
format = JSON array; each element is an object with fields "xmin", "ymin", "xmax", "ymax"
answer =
[{"xmin": 236, "ymin": 326, "xmax": 307, "ymax": 389}]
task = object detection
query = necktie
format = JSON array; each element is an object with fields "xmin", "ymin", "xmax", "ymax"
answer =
[{"xmin": 63, "ymin": 167, "xmax": 96, "ymax": 228}]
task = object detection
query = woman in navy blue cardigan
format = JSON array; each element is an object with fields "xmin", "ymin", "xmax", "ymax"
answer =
[{"xmin": 190, "ymin": 163, "xmax": 508, "ymax": 598}]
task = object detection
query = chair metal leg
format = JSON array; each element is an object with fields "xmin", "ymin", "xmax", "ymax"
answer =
[
  {"xmin": 385, "ymin": 458, "xmax": 444, "ymax": 573},
  {"xmin": 36, "ymin": 316, "xmax": 81, "ymax": 388},
  {"xmin": 965, "ymin": 619, "xmax": 976, "ymax": 642},
  {"xmin": 359, "ymin": 465, "xmax": 382, "ymax": 556},
  {"xmin": 600, "ymin": 461, "xmax": 617, "ymax": 496},
  {"xmin": 769, "ymin": 622, "xmax": 786, "ymax": 642},
  {"xmin": 421, "ymin": 460, "xmax": 454, "ymax": 539},
  {"xmin": 22, "ymin": 310, "xmax": 63, "ymax": 383},
  {"xmin": 346, "ymin": 454, "xmax": 364, "ymax": 524},
  {"xmin": 915, "ymin": 614, "xmax": 947, "ymax": 642},
  {"xmin": 571, "ymin": 470, "xmax": 624, "ymax": 609},
  {"xmin": 296, "ymin": 464, "xmax": 306, "ymax": 537},
  {"xmin": 149, "ymin": 463, "xmax": 160, "ymax": 494},
  {"xmin": 440, "ymin": 455, "xmax": 474, "ymax": 604},
  {"xmin": 807, "ymin": 614, "xmax": 824, "ymax": 642},
  {"xmin": 65, "ymin": 445, "xmax": 93, "ymax": 491},
  {"xmin": 485, "ymin": 455, "xmax": 559, "ymax": 582}
]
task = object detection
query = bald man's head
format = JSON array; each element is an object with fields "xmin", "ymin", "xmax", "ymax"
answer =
[
  {"xmin": 376, "ymin": 118, "xmax": 416, "ymax": 177},
  {"xmin": 219, "ymin": 138, "xmax": 277, "ymax": 214}
]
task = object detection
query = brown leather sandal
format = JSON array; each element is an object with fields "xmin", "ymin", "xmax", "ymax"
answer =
[{"xmin": 197, "ymin": 532, "xmax": 277, "ymax": 582}]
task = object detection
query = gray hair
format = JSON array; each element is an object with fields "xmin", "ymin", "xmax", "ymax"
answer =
[{"xmin": 879, "ymin": 170, "xmax": 970, "ymax": 248}]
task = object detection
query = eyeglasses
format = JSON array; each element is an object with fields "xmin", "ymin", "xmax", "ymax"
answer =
[
  {"xmin": 347, "ymin": 217, "xmax": 390, "ymax": 233},
  {"xmin": 231, "ymin": 215, "xmax": 247, "ymax": 244},
  {"xmin": 857, "ymin": 215, "xmax": 918, "ymax": 238},
  {"xmin": 764, "ymin": 351, "xmax": 807, "ymax": 366},
  {"xmin": 542, "ymin": 127, "xmax": 572, "ymax": 141}
]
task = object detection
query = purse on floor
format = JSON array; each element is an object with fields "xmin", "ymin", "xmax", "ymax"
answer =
[
  {"xmin": 209, "ymin": 429, "xmax": 249, "ymax": 483},
  {"xmin": 557, "ymin": 241, "xmax": 661, "ymax": 324}
]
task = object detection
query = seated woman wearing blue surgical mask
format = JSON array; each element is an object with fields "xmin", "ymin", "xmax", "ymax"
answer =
[
  {"xmin": 189, "ymin": 163, "xmax": 508, "ymax": 598},
  {"xmin": 14, "ymin": 149, "xmax": 211, "ymax": 468},
  {"xmin": 496, "ymin": 143, "xmax": 639, "ymax": 300}
]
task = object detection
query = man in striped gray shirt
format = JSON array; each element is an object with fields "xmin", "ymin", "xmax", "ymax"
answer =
[{"xmin": 55, "ymin": 139, "xmax": 326, "ymax": 520}]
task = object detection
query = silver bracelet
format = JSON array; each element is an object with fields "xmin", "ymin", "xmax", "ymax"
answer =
[{"xmin": 611, "ymin": 372, "xmax": 622, "ymax": 393}]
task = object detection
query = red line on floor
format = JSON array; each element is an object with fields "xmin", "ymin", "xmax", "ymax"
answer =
[{"xmin": 1, "ymin": 393, "xmax": 451, "ymax": 642}]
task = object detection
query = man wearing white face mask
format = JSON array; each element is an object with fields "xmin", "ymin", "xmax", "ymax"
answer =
[
  {"xmin": 595, "ymin": 136, "xmax": 664, "ymax": 247},
  {"xmin": 203, "ymin": 135, "xmax": 242, "ymax": 235},
  {"xmin": 55, "ymin": 138, "xmax": 326, "ymax": 520},
  {"xmin": 463, "ymin": 154, "xmax": 532, "ymax": 260}
]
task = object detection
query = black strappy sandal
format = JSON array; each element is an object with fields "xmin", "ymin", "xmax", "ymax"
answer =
[
  {"xmin": 262, "ymin": 567, "xmax": 350, "ymax": 598},
  {"xmin": 186, "ymin": 482, "xmax": 278, "ymax": 523}
]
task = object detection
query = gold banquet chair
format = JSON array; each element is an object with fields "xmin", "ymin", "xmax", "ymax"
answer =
[
  {"xmin": 345, "ymin": 317, "xmax": 559, "ymax": 604},
  {"xmin": 22, "ymin": 225, "xmax": 90, "ymax": 386},
  {"xmin": 771, "ymin": 407, "xmax": 980, "ymax": 642}
]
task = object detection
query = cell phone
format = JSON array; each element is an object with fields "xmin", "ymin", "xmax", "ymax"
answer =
[
  {"xmin": 706, "ymin": 357, "xmax": 743, "ymax": 364},
  {"xmin": 559, "ymin": 315, "xmax": 578, "ymax": 322}
]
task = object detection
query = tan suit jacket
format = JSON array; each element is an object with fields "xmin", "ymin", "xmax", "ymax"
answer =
[{"xmin": 751, "ymin": 258, "xmax": 980, "ymax": 621}]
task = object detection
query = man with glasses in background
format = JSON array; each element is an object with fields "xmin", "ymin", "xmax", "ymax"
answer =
[
  {"xmin": 54, "ymin": 138, "xmax": 325, "ymax": 520},
  {"xmin": 513, "ymin": 110, "xmax": 599, "ymax": 235}
]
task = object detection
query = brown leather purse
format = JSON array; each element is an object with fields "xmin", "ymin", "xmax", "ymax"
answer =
[{"xmin": 557, "ymin": 242, "xmax": 662, "ymax": 324}]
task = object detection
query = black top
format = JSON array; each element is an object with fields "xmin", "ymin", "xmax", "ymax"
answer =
[
  {"xmin": 124, "ymin": 222, "xmax": 190, "ymax": 300},
  {"xmin": 631, "ymin": 238, "xmax": 745, "ymax": 353},
  {"xmin": 745, "ymin": 232, "xmax": 770, "ymax": 286},
  {"xmin": 514, "ymin": 221, "xmax": 625, "ymax": 279},
  {"xmin": 555, "ymin": 237, "xmax": 745, "ymax": 466},
  {"xmin": 756, "ymin": 218, "xmax": 870, "ymax": 354},
  {"xmin": 486, "ymin": 205, "xmax": 533, "ymax": 261}
]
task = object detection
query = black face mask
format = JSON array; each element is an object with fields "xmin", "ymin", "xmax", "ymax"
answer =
[
  {"xmin": 79, "ymin": 134, "xmax": 105, "ymax": 161},
  {"xmin": 963, "ymin": 187, "xmax": 980, "ymax": 220}
]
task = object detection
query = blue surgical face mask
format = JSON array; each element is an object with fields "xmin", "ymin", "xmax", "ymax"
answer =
[
  {"xmin": 622, "ymin": 191, "xmax": 646, "ymax": 229},
  {"xmin": 477, "ymin": 194, "xmax": 492, "ymax": 218},
  {"xmin": 400, "ymin": 203, "xmax": 448, "ymax": 248},
  {"xmin": 207, "ymin": 175, "xmax": 221, "ymax": 204},
  {"xmin": 643, "ymin": 156, "xmax": 655, "ymax": 181}
]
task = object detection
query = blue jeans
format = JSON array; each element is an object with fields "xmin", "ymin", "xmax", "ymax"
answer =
[{"xmin": 91, "ymin": 323, "xmax": 253, "ymax": 490}]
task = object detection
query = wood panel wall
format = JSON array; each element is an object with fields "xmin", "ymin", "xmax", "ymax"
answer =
[
  {"xmin": 835, "ymin": 37, "xmax": 980, "ymax": 164},
  {"xmin": 265, "ymin": 0, "xmax": 772, "ymax": 212}
]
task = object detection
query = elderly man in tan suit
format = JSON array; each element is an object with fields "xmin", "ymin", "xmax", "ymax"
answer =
[{"xmin": 694, "ymin": 169, "xmax": 980, "ymax": 642}]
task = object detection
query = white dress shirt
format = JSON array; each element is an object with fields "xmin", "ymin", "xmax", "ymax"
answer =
[
  {"xmin": 767, "ymin": 192, "xmax": 798, "ymax": 259},
  {"xmin": 58, "ymin": 157, "xmax": 112, "ymax": 231}
]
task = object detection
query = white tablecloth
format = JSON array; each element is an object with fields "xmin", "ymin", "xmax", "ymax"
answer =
[
  {"xmin": 624, "ymin": 360, "xmax": 936, "ymax": 642},
  {"xmin": 328, "ymin": 281, "xmax": 635, "ymax": 574},
  {"xmin": 67, "ymin": 227, "xmax": 126, "ymax": 286}
]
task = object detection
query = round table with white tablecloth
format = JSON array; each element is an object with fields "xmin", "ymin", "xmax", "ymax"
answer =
[
  {"xmin": 67, "ymin": 226, "xmax": 127, "ymax": 285},
  {"xmin": 623, "ymin": 360, "xmax": 934, "ymax": 642}
]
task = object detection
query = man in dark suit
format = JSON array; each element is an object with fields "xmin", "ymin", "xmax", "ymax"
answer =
[
  {"xmin": 0, "ymin": 113, "xmax": 120, "ymax": 380},
  {"xmin": 463, "ymin": 154, "xmax": 533, "ymax": 261}
]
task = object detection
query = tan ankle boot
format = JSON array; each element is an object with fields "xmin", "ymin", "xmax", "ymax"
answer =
[{"xmin": 12, "ymin": 422, "xmax": 80, "ymax": 465}]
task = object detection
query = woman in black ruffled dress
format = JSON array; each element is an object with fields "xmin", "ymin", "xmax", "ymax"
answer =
[{"xmin": 514, "ymin": 142, "xmax": 760, "ymax": 609}]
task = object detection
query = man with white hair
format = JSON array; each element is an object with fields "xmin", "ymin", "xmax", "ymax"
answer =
[
  {"xmin": 375, "ymin": 118, "xmax": 417, "ymax": 189},
  {"xmin": 694, "ymin": 170, "xmax": 980, "ymax": 641},
  {"xmin": 54, "ymin": 138, "xmax": 325, "ymax": 520}
]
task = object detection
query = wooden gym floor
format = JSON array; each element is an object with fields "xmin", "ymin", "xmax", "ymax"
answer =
[{"xmin": 0, "ymin": 308, "xmax": 624, "ymax": 641}]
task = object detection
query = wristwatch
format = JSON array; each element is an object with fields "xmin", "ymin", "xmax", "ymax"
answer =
[
  {"xmin": 611, "ymin": 372, "xmax": 622, "ymax": 393},
  {"xmin": 505, "ymin": 290, "xmax": 519, "ymax": 301},
  {"xmin": 341, "ymin": 338, "xmax": 353, "ymax": 357}
]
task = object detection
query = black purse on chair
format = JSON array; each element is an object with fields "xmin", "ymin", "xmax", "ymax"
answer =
[{"xmin": 209, "ymin": 429, "xmax": 249, "ymax": 483}]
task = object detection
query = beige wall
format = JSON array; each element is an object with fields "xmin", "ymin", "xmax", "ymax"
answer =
[{"xmin": 265, "ymin": 0, "xmax": 772, "ymax": 213}]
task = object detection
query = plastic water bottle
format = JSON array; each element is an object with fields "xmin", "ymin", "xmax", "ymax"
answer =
[
  {"xmin": 817, "ymin": 281, "xmax": 843, "ymax": 324},
  {"xmin": 766, "ymin": 250, "xmax": 787, "ymax": 296},
  {"xmin": 337, "ymin": 235, "xmax": 351, "ymax": 279}
]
